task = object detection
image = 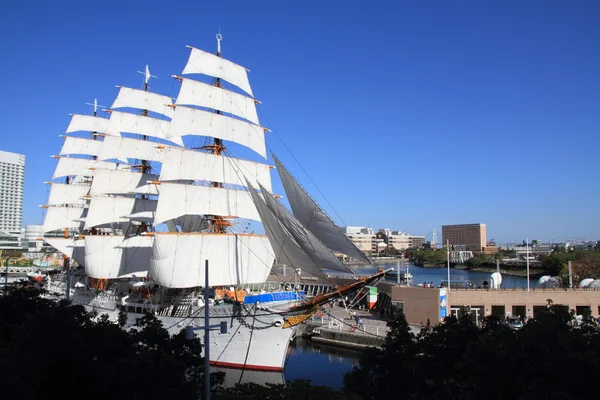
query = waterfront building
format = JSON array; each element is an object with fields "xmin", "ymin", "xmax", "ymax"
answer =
[
  {"xmin": 377, "ymin": 229, "xmax": 426, "ymax": 252},
  {"xmin": 392, "ymin": 286, "xmax": 600, "ymax": 326},
  {"xmin": 442, "ymin": 223, "xmax": 487, "ymax": 254},
  {"xmin": 0, "ymin": 150, "xmax": 25, "ymax": 250},
  {"xmin": 344, "ymin": 227, "xmax": 376, "ymax": 255}
]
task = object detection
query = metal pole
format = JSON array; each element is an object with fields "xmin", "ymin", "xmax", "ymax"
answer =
[
  {"xmin": 396, "ymin": 260, "xmax": 400, "ymax": 284},
  {"xmin": 65, "ymin": 257, "xmax": 71, "ymax": 300},
  {"xmin": 4, "ymin": 257, "xmax": 8, "ymax": 296},
  {"xmin": 204, "ymin": 259, "xmax": 210, "ymax": 400},
  {"xmin": 526, "ymin": 238, "xmax": 530, "ymax": 292},
  {"xmin": 568, "ymin": 260, "xmax": 573, "ymax": 288},
  {"xmin": 447, "ymin": 239, "xmax": 450, "ymax": 291}
]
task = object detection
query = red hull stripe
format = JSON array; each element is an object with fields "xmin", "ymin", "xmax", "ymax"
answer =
[{"xmin": 210, "ymin": 360, "xmax": 283, "ymax": 372}]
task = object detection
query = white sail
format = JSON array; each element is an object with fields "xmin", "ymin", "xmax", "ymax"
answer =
[
  {"xmin": 65, "ymin": 114, "xmax": 118, "ymax": 136},
  {"xmin": 160, "ymin": 147, "xmax": 272, "ymax": 191},
  {"xmin": 99, "ymin": 136, "xmax": 170, "ymax": 163},
  {"xmin": 60, "ymin": 137, "xmax": 103, "ymax": 157},
  {"xmin": 272, "ymin": 155, "xmax": 371, "ymax": 263},
  {"xmin": 89, "ymin": 169, "xmax": 159, "ymax": 196},
  {"xmin": 245, "ymin": 180, "xmax": 328, "ymax": 279},
  {"xmin": 85, "ymin": 235, "xmax": 153, "ymax": 279},
  {"xmin": 153, "ymin": 182, "xmax": 259, "ymax": 225},
  {"xmin": 106, "ymin": 111, "xmax": 183, "ymax": 146},
  {"xmin": 47, "ymin": 183, "xmax": 90, "ymax": 206},
  {"xmin": 43, "ymin": 238, "xmax": 85, "ymax": 266},
  {"xmin": 42, "ymin": 206, "xmax": 86, "ymax": 233},
  {"xmin": 53, "ymin": 157, "xmax": 129, "ymax": 179},
  {"xmin": 176, "ymin": 78, "xmax": 259, "ymax": 125},
  {"xmin": 258, "ymin": 183, "xmax": 354, "ymax": 275},
  {"xmin": 111, "ymin": 87, "xmax": 174, "ymax": 118},
  {"xmin": 168, "ymin": 105, "xmax": 266, "ymax": 158},
  {"xmin": 182, "ymin": 46, "xmax": 254, "ymax": 97},
  {"xmin": 84, "ymin": 196, "xmax": 157, "ymax": 229},
  {"xmin": 149, "ymin": 233, "xmax": 273, "ymax": 288}
]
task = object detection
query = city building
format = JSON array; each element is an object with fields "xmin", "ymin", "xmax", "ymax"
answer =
[
  {"xmin": 442, "ymin": 223, "xmax": 487, "ymax": 254},
  {"xmin": 344, "ymin": 226, "xmax": 376, "ymax": 255},
  {"xmin": 378, "ymin": 229, "xmax": 426, "ymax": 252},
  {"xmin": 0, "ymin": 150, "xmax": 25, "ymax": 250},
  {"xmin": 23, "ymin": 224, "xmax": 45, "ymax": 251}
]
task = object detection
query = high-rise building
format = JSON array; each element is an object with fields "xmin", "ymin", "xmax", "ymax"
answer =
[
  {"xmin": 442, "ymin": 223, "xmax": 486, "ymax": 253},
  {"xmin": 0, "ymin": 150, "xmax": 25, "ymax": 249}
]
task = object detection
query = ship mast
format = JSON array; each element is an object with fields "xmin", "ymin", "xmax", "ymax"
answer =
[
  {"xmin": 202, "ymin": 33, "xmax": 232, "ymax": 234},
  {"xmin": 85, "ymin": 99, "xmax": 104, "ymax": 236},
  {"xmin": 135, "ymin": 65, "xmax": 156, "ymax": 234}
]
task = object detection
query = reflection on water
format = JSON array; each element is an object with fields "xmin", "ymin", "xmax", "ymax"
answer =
[
  {"xmin": 214, "ymin": 338, "xmax": 359, "ymax": 390},
  {"xmin": 213, "ymin": 366, "xmax": 285, "ymax": 388},
  {"xmin": 283, "ymin": 337, "xmax": 360, "ymax": 389}
]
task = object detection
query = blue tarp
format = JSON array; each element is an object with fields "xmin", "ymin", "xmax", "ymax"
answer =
[{"xmin": 243, "ymin": 291, "xmax": 305, "ymax": 304}]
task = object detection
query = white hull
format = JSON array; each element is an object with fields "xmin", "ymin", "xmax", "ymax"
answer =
[
  {"xmin": 135, "ymin": 306, "xmax": 296, "ymax": 371},
  {"xmin": 54, "ymin": 282, "xmax": 298, "ymax": 371}
]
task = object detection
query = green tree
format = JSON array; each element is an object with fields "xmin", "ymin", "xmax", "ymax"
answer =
[
  {"xmin": 0, "ymin": 286, "xmax": 221, "ymax": 400},
  {"xmin": 344, "ymin": 302, "xmax": 600, "ymax": 399}
]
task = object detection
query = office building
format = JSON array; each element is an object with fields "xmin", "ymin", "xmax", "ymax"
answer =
[
  {"xmin": 442, "ymin": 223, "xmax": 486, "ymax": 253},
  {"xmin": 0, "ymin": 150, "xmax": 25, "ymax": 249}
]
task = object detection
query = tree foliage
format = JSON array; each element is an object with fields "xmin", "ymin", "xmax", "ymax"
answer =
[
  {"xmin": 410, "ymin": 249, "xmax": 446, "ymax": 267},
  {"xmin": 344, "ymin": 307, "xmax": 600, "ymax": 400},
  {"xmin": 0, "ymin": 286, "xmax": 220, "ymax": 400}
]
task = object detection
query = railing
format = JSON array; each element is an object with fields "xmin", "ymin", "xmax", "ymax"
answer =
[{"xmin": 309, "ymin": 314, "xmax": 390, "ymax": 337}]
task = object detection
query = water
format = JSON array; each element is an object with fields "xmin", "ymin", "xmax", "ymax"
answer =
[
  {"xmin": 215, "ymin": 338, "xmax": 359, "ymax": 389},
  {"xmin": 284, "ymin": 337, "xmax": 359, "ymax": 389},
  {"xmin": 353, "ymin": 262, "xmax": 533, "ymax": 289}
]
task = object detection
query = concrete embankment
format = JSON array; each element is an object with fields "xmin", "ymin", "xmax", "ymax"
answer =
[{"xmin": 309, "ymin": 328, "xmax": 385, "ymax": 349}]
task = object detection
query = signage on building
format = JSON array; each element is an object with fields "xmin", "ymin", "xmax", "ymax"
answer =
[{"xmin": 439, "ymin": 288, "xmax": 447, "ymax": 320}]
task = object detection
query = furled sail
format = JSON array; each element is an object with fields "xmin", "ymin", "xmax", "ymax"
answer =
[
  {"xmin": 105, "ymin": 111, "xmax": 183, "ymax": 147},
  {"xmin": 89, "ymin": 169, "xmax": 159, "ymax": 196},
  {"xmin": 245, "ymin": 180, "xmax": 329, "ymax": 279},
  {"xmin": 47, "ymin": 183, "xmax": 89, "ymax": 206},
  {"xmin": 258, "ymin": 183, "xmax": 354, "ymax": 275},
  {"xmin": 176, "ymin": 77, "xmax": 259, "ymax": 125},
  {"xmin": 153, "ymin": 182, "xmax": 260, "ymax": 225},
  {"xmin": 85, "ymin": 197, "xmax": 157, "ymax": 229},
  {"xmin": 60, "ymin": 137, "xmax": 103, "ymax": 158},
  {"xmin": 53, "ymin": 157, "xmax": 129, "ymax": 179},
  {"xmin": 42, "ymin": 206, "xmax": 86, "ymax": 233},
  {"xmin": 167, "ymin": 105, "xmax": 266, "ymax": 158},
  {"xmin": 272, "ymin": 155, "xmax": 371, "ymax": 263},
  {"xmin": 148, "ymin": 233, "xmax": 274, "ymax": 288},
  {"xmin": 182, "ymin": 46, "xmax": 254, "ymax": 97},
  {"xmin": 98, "ymin": 136, "xmax": 170, "ymax": 164},
  {"xmin": 84, "ymin": 235, "xmax": 153, "ymax": 279},
  {"xmin": 65, "ymin": 114, "xmax": 118, "ymax": 136},
  {"xmin": 111, "ymin": 87, "xmax": 174, "ymax": 119},
  {"xmin": 159, "ymin": 147, "xmax": 272, "ymax": 191}
]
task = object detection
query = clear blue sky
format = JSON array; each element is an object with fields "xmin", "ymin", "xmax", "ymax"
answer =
[{"xmin": 1, "ymin": 0, "xmax": 598, "ymax": 244}]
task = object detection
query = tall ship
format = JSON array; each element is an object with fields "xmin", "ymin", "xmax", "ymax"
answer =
[{"xmin": 41, "ymin": 34, "xmax": 385, "ymax": 371}]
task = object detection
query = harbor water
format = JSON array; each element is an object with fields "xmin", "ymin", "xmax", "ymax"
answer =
[
  {"xmin": 354, "ymin": 262, "xmax": 533, "ymax": 289},
  {"xmin": 215, "ymin": 337, "xmax": 359, "ymax": 390}
]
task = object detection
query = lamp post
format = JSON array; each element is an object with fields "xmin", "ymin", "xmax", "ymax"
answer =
[
  {"xmin": 446, "ymin": 239, "xmax": 451, "ymax": 291},
  {"xmin": 526, "ymin": 238, "xmax": 530, "ymax": 292},
  {"xmin": 185, "ymin": 260, "xmax": 228, "ymax": 400}
]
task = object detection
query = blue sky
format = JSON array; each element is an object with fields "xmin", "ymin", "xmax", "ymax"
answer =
[{"xmin": 0, "ymin": 0, "xmax": 598, "ymax": 244}]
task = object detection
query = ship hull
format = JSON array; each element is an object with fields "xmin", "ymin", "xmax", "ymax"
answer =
[{"xmin": 141, "ymin": 305, "xmax": 296, "ymax": 371}]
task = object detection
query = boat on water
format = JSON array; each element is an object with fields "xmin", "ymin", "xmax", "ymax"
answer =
[{"xmin": 40, "ymin": 34, "xmax": 387, "ymax": 371}]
